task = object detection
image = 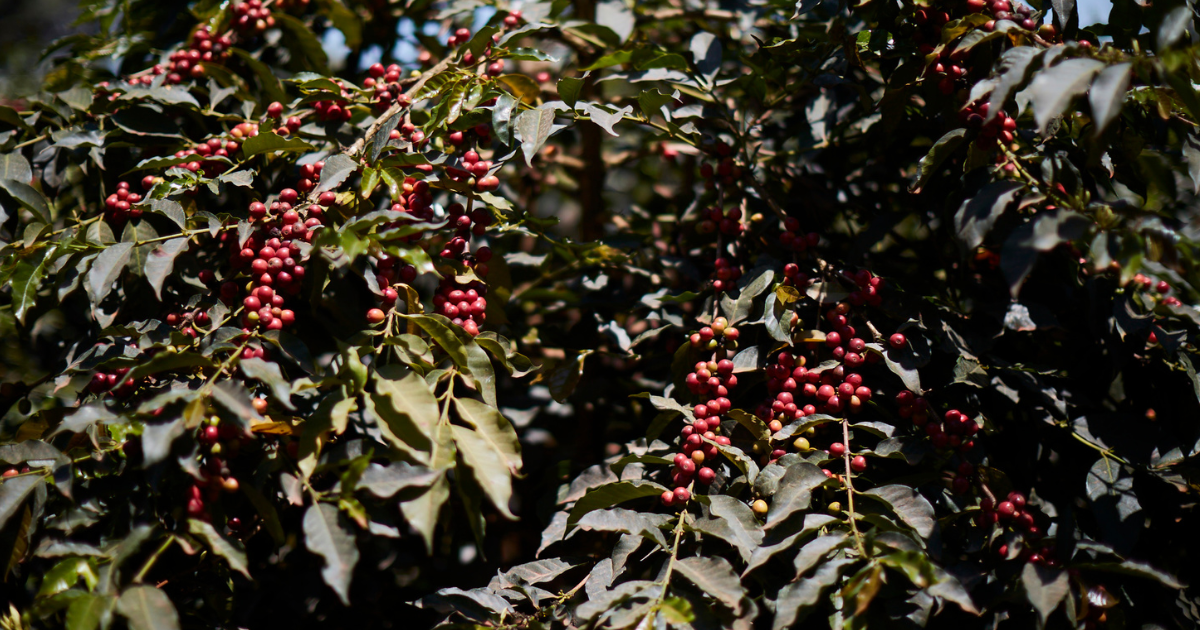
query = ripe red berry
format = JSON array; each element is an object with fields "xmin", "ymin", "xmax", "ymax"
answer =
[
  {"xmin": 366, "ymin": 308, "xmax": 386, "ymax": 324},
  {"xmin": 889, "ymin": 333, "xmax": 906, "ymax": 349},
  {"xmin": 850, "ymin": 455, "xmax": 867, "ymax": 472}
]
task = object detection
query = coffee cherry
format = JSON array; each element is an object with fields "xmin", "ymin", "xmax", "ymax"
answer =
[
  {"xmin": 889, "ymin": 333, "xmax": 906, "ymax": 349},
  {"xmin": 673, "ymin": 487, "xmax": 690, "ymax": 503},
  {"xmin": 850, "ymin": 455, "xmax": 867, "ymax": 472},
  {"xmin": 366, "ymin": 308, "xmax": 386, "ymax": 324},
  {"xmin": 697, "ymin": 467, "xmax": 716, "ymax": 484},
  {"xmin": 829, "ymin": 442, "xmax": 846, "ymax": 456},
  {"xmin": 752, "ymin": 499, "xmax": 769, "ymax": 514},
  {"xmin": 661, "ymin": 490, "xmax": 676, "ymax": 506}
]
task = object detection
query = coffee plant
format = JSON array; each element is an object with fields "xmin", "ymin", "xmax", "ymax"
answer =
[{"xmin": 1, "ymin": 0, "xmax": 1200, "ymax": 626}]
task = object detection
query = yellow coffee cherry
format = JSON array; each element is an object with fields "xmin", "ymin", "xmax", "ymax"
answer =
[
  {"xmin": 752, "ymin": 499, "xmax": 769, "ymax": 515},
  {"xmin": 793, "ymin": 437, "xmax": 811, "ymax": 451},
  {"xmin": 828, "ymin": 501, "xmax": 842, "ymax": 514}
]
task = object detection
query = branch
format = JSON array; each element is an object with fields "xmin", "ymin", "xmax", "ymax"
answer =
[{"xmin": 841, "ymin": 418, "xmax": 869, "ymax": 558}]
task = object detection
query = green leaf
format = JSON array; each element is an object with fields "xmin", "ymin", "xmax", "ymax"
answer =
[
  {"xmin": 576, "ymin": 508, "xmax": 670, "ymax": 547},
  {"xmin": 497, "ymin": 74, "xmax": 541, "ymax": 104},
  {"xmin": 0, "ymin": 153, "xmax": 32, "ymax": 182},
  {"xmin": 210, "ymin": 380, "xmax": 266, "ymax": 434},
  {"xmin": 116, "ymin": 586, "xmax": 181, "ymax": 630},
  {"xmin": 0, "ymin": 178, "xmax": 51, "ymax": 222},
  {"xmin": 275, "ymin": 13, "xmax": 330, "ymax": 71},
  {"xmin": 673, "ymin": 556, "xmax": 745, "ymax": 614},
  {"xmin": 241, "ymin": 131, "xmax": 316, "ymax": 157},
  {"xmin": 66, "ymin": 593, "xmax": 111, "ymax": 630},
  {"xmin": 188, "ymin": 519, "xmax": 251, "ymax": 578},
  {"xmin": 1074, "ymin": 559, "xmax": 1182, "ymax": 589},
  {"xmin": 793, "ymin": 532, "xmax": 850, "ymax": 576},
  {"xmin": 1089, "ymin": 63, "xmax": 1131, "ymax": 136},
  {"xmin": 1030, "ymin": 58, "xmax": 1105, "ymax": 133},
  {"xmin": 371, "ymin": 363, "xmax": 437, "ymax": 435},
  {"xmin": 464, "ymin": 26, "xmax": 499, "ymax": 59},
  {"xmin": 987, "ymin": 46, "xmax": 1040, "ymax": 121},
  {"xmin": 567, "ymin": 480, "xmax": 669, "ymax": 529},
  {"xmin": 398, "ymin": 314, "xmax": 496, "ymax": 406},
  {"xmin": 692, "ymin": 495, "xmax": 763, "ymax": 562},
  {"xmin": 772, "ymin": 558, "xmax": 855, "ymax": 630},
  {"xmin": 303, "ymin": 503, "xmax": 359, "ymax": 605},
  {"xmin": 743, "ymin": 513, "xmax": 838, "ymax": 575},
  {"xmin": 87, "ymin": 242, "xmax": 133, "ymax": 304},
  {"xmin": 315, "ymin": 153, "xmax": 357, "ymax": 193},
  {"xmin": 725, "ymin": 409, "xmax": 771, "ymax": 442},
  {"xmin": 238, "ymin": 357, "xmax": 294, "ymax": 410},
  {"xmin": 865, "ymin": 342, "xmax": 923, "ymax": 393},
  {"xmin": 727, "ymin": 268, "xmax": 774, "ymax": 324},
  {"xmin": 515, "ymin": 107, "xmax": 557, "ymax": 165},
  {"xmin": 456, "ymin": 397, "xmax": 521, "ymax": 475},
  {"xmin": 357, "ymin": 462, "xmax": 439, "ymax": 498},
  {"xmin": 910, "ymin": 129, "xmax": 966, "ymax": 194},
  {"xmin": 143, "ymin": 238, "xmax": 188, "ymax": 300},
  {"xmin": 1021, "ymin": 562, "xmax": 1069, "ymax": 626},
  {"xmin": 451, "ymin": 423, "xmax": 517, "ymax": 519},
  {"xmin": 400, "ymin": 444, "xmax": 452, "ymax": 552},
  {"xmin": 765, "ymin": 463, "xmax": 835, "ymax": 528},
  {"xmin": 861, "ymin": 485, "xmax": 937, "ymax": 539},
  {"xmin": 11, "ymin": 245, "xmax": 55, "ymax": 324},
  {"xmin": 143, "ymin": 199, "xmax": 186, "ymax": 229},
  {"xmin": 118, "ymin": 85, "xmax": 201, "ymax": 108},
  {"xmin": 230, "ymin": 49, "xmax": 289, "ymax": 103},
  {"xmin": 557, "ymin": 77, "xmax": 584, "ymax": 108},
  {"xmin": 953, "ymin": 181, "xmax": 1024, "ymax": 252}
]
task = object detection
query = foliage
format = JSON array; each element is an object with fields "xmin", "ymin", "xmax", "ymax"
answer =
[{"xmin": 1, "ymin": 0, "xmax": 1199, "ymax": 627}]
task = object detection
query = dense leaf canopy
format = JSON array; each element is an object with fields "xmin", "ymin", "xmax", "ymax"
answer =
[{"xmin": 1, "ymin": 0, "xmax": 1199, "ymax": 627}]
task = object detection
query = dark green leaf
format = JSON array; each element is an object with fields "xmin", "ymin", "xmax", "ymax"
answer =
[
  {"xmin": 188, "ymin": 519, "xmax": 251, "ymax": 578},
  {"xmin": 303, "ymin": 503, "xmax": 359, "ymax": 605},
  {"xmin": 115, "ymin": 586, "xmax": 180, "ymax": 630}
]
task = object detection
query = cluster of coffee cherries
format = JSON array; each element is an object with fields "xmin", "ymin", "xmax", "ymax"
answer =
[
  {"xmin": 927, "ymin": 53, "xmax": 970, "ymax": 95},
  {"xmin": 447, "ymin": 150, "xmax": 501, "ymax": 192},
  {"xmin": 710, "ymin": 257, "xmax": 743, "ymax": 293},
  {"xmin": 432, "ymin": 278, "xmax": 489, "ymax": 336},
  {"xmin": 900, "ymin": 398, "xmax": 978, "ymax": 452},
  {"xmin": 780, "ymin": 262, "xmax": 810, "ymax": 289},
  {"xmin": 695, "ymin": 205, "xmax": 744, "ymax": 237},
  {"xmin": 103, "ymin": 182, "xmax": 145, "ymax": 223},
  {"xmin": 969, "ymin": 0, "xmax": 1042, "ymax": 32},
  {"xmin": 264, "ymin": 102, "xmax": 304, "ymax": 137},
  {"xmin": 312, "ymin": 83, "xmax": 356, "ymax": 123},
  {"xmin": 687, "ymin": 317, "xmax": 740, "ymax": 350},
  {"xmin": 697, "ymin": 142, "xmax": 742, "ymax": 188},
  {"xmin": 978, "ymin": 489, "xmax": 1043, "ymax": 537},
  {"xmin": 367, "ymin": 252, "xmax": 418, "ymax": 318},
  {"xmin": 227, "ymin": 188, "xmax": 324, "ymax": 330},
  {"xmin": 232, "ymin": 0, "xmax": 276, "ymax": 34},
  {"xmin": 0, "ymin": 466, "xmax": 27, "ymax": 479},
  {"xmin": 365, "ymin": 63, "xmax": 415, "ymax": 112},
  {"xmin": 1131, "ymin": 274, "xmax": 1183, "ymax": 306},
  {"xmin": 684, "ymin": 354, "xmax": 738, "ymax": 407},
  {"xmin": 88, "ymin": 366, "xmax": 143, "ymax": 398},
  {"xmin": 780, "ymin": 218, "xmax": 819, "ymax": 253},
  {"xmin": 843, "ymin": 268, "xmax": 885, "ymax": 307},
  {"xmin": 912, "ymin": 8, "xmax": 952, "ymax": 55},
  {"xmin": 661, "ymin": 416, "xmax": 731, "ymax": 507},
  {"xmin": 187, "ymin": 415, "xmax": 246, "ymax": 521},
  {"xmin": 442, "ymin": 204, "xmax": 495, "ymax": 254},
  {"xmin": 164, "ymin": 308, "xmax": 211, "ymax": 338},
  {"xmin": 147, "ymin": 26, "xmax": 235, "ymax": 85},
  {"xmin": 960, "ymin": 102, "xmax": 1018, "ymax": 148}
]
